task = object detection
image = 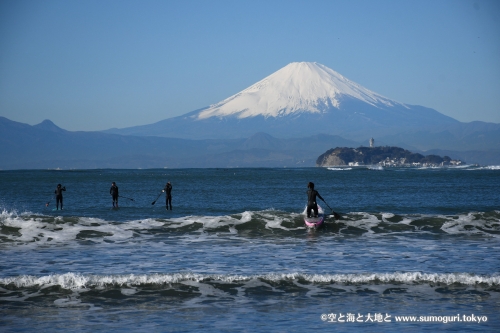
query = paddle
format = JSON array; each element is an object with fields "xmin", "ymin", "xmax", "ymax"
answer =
[
  {"xmin": 118, "ymin": 195, "xmax": 135, "ymax": 201},
  {"xmin": 45, "ymin": 195, "xmax": 54, "ymax": 207},
  {"xmin": 151, "ymin": 192, "xmax": 163, "ymax": 205},
  {"xmin": 320, "ymin": 198, "xmax": 341, "ymax": 220}
]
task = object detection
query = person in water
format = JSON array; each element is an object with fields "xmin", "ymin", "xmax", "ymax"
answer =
[
  {"xmin": 110, "ymin": 182, "xmax": 119, "ymax": 208},
  {"xmin": 162, "ymin": 182, "xmax": 172, "ymax": 210},
  {"xmin": 54, "ymin": 184, "xmax": 66, "ymax": 210},
  {"xmin": 306, "ymin": 182, "xmax": 324, "ymax": 218}
]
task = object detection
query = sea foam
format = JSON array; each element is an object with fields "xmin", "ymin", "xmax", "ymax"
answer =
[{"xmin": 1, "ymin": 272, "xmax": 498, "ymax": 290}]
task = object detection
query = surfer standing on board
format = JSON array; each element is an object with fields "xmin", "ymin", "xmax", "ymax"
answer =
[
  {"xmin": 54, "ymin": 184, "xmax": 66, "ymax": 210},
  {"xmin": 110, "ymin": 182, "xmax": 119, "ymax": 208},
  {"xmin": 162, "ymin": 182, "xmax": 172, "ymax": 210},
  {"xmin": 306, "ymin": 182, "xmax": 324, "ymax": 218}
]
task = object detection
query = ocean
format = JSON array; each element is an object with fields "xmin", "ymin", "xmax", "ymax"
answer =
[{"xmin": 1, "ymin": 166, "xmax": 499, "ymax": 332}]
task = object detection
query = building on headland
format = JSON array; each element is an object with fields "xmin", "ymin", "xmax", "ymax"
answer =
[{"xmin": 369, "ymin": 138, "xmax": 374, "ymax": 148}]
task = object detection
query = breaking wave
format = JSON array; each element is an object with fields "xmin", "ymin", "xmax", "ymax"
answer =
[
  {"xmin": 3, "ymin": 271, "xmax": 498, "ymax": 309},
  {"xmin": 1, "ymin": 209, "xmax": 500, "ymax": 248},
  {"xmin": 2, "ymin": 272, "xmax": 499, "ymax": 290}
]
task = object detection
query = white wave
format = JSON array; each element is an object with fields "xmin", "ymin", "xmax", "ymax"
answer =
[
  {"xmin": 327, "ymin": 167, "xmax": 352, "ymax": 171},
  {"xmin": 450, "ymin": 164, "xmax": 473, "ymax": 169},
  {"xmin": 381, "ymin": 213, "xmax": 395, "ymax": 219},
  {"xmin": 440, "ymin": 212, "xmax": 500, "ymax": 237},
  {"xmin": 0, "ymin": 209, "xmax": 306, "ymax": 247},
  {"xmin": 166, "ymin": 212, "xmax": 252, "ymax": 230},
  {"xmin": 417, "ymin": 166, "xmax": 449, "ymax": 171},
  {"xmin": 1, "ymin": 272, "xmax": 498, "ymax": 290},
  {"xmin": 397, "ymin": 217, "xmax": 414, "ymax": 225},
  {"xmin": 293, "ymin": 272, "xmax": 500, "ymax": 285},
  {"xmin": 167, "ymin": 210, "xmax": 305, "ymax": 232},
  {"xmin": 341, "ymin": 212, "xmax": 380, "ymax": 234},
  {"xmin": 463, "ymin": 165, "xmax": 500, "ymax": 171},
  {"xmin": 0, "ymin": 212, "xmax": 135, "ymax": 246},
  {"xmin": 2, "ymin": 209, "xmax": 498, "ymax": 248},
  {"xmin": 336, "ymin": 212, "xmax": 499, "ymax": 237}
]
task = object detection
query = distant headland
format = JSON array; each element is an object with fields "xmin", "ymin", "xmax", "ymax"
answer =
[{"xmin": 316, "ymin": 146, "xmax": 464, "ymax": 167}]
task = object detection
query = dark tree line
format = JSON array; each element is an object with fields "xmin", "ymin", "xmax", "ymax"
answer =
[{"xmin": 317, "ymin": 146, "xmax": 452, "ymax": 166}]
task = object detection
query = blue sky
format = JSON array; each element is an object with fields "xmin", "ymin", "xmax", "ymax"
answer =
[{"xmin": 1, "ymin": 0, "xmax": 499, "ymax": 131}]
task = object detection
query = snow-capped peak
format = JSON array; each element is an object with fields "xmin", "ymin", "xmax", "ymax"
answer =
[{"xmin": 197, "ymin": 62, "xmax": 403, "ymax": 120}]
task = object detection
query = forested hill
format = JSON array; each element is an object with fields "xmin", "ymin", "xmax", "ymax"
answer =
[{"xmin": 316, "ymin": 146, "xmax": 462, "ymax": 167}]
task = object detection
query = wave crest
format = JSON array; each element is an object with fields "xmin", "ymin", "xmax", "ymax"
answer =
[
  {"xmin": 1, "ymin": 210, "xmax": 499, "ymax": 248},
  {"xmin": 1, "ymin": 272, "xmax": 499, "ymax": 290}
]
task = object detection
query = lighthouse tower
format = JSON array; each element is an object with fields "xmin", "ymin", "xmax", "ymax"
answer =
[{"xmin": 369, "ymin": 138, "xmax": 374, "ymax": 148}]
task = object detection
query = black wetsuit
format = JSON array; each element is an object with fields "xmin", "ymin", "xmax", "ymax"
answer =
[
  {"xmin": 164, "ymin": 183, "xmax": 172, "ymax": 210},
  {"xmin": 54, "ymin": 186, "xmax": 66, "ymax": 210},
  {"xmin": 306, "ymin": 189, "xmax": 324, "ymax": 218},
  {"xmin": 110, "ymin": 185, "xmax": 119, "ymax": 207}
]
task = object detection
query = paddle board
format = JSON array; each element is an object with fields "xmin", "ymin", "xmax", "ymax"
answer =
[{"xmin": 304, "ymin": 205, "xmax": 325, "ymax": 228}]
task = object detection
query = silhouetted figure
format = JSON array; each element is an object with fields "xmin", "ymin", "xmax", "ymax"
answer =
[
  {"xmin": 54, "ymin": 184, "xmax": 66, "ymax": 210},
  {"xmin": 306, "ymin": 182, "xmax": 324, "ymax": 218},
  {"xmin": 110, "ymin": 182, "xmax": 119, "ymax": 208},
  {"xmin": 163, "ymin": 182, "xmax": 172, "ymax": 210}
]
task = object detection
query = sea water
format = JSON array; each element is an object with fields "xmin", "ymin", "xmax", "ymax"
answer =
[{"xmin": 0, "ymin": 167, "xmax": 499, "ymax": 332}]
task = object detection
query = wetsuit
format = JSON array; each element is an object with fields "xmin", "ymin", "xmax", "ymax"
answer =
[
  {"xmin": 54, "ymin": 186, "xmax": 66, "ymax": 210},
  {"xmin": 164, "ymin": 183, "xmax": 172, "ymax": 210},
  {"xmin": 306, "ymin": 189, "xmax": 324, "ymax": 218},
  {"xmin": 110, "ymin": 184, "xmax": 119, "ymax": 207}
]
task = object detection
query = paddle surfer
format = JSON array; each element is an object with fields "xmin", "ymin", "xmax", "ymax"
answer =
[
  {"xmin": 306, "ymin": 182, "xmax": 324, "ymax": 218},
  {"xmin": 162, "ymin": 182, "xmax": 172, "ymax": 210},
  {"xmin": 110, "ymin": 182, "xmax": 119, "ymax": 208},
  {"xmin": 54, "ymin": 184, "xmax": 66, "ymax": 210}
]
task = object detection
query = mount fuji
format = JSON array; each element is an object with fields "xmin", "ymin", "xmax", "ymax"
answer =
[
  {"xmin": 105, "ymin": 62, "xmax": 461, "ymax": 141},
  {"xmin": 2, "ymin": 62, "xmax": 499, "ymax": 168}
]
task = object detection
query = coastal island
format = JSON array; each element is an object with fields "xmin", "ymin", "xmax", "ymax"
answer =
[{"xmin": 316, "ymin": 146, "xmax": 464, "ymax": 167}]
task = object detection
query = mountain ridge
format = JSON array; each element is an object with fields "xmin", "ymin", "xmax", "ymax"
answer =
[
  {"xmin": 0, "ymin": 116, "xmax": 357, "ymax": 169},
  {"xmin": 1, "ymin": 116, "xmax": 498, "ymax": 168}
]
